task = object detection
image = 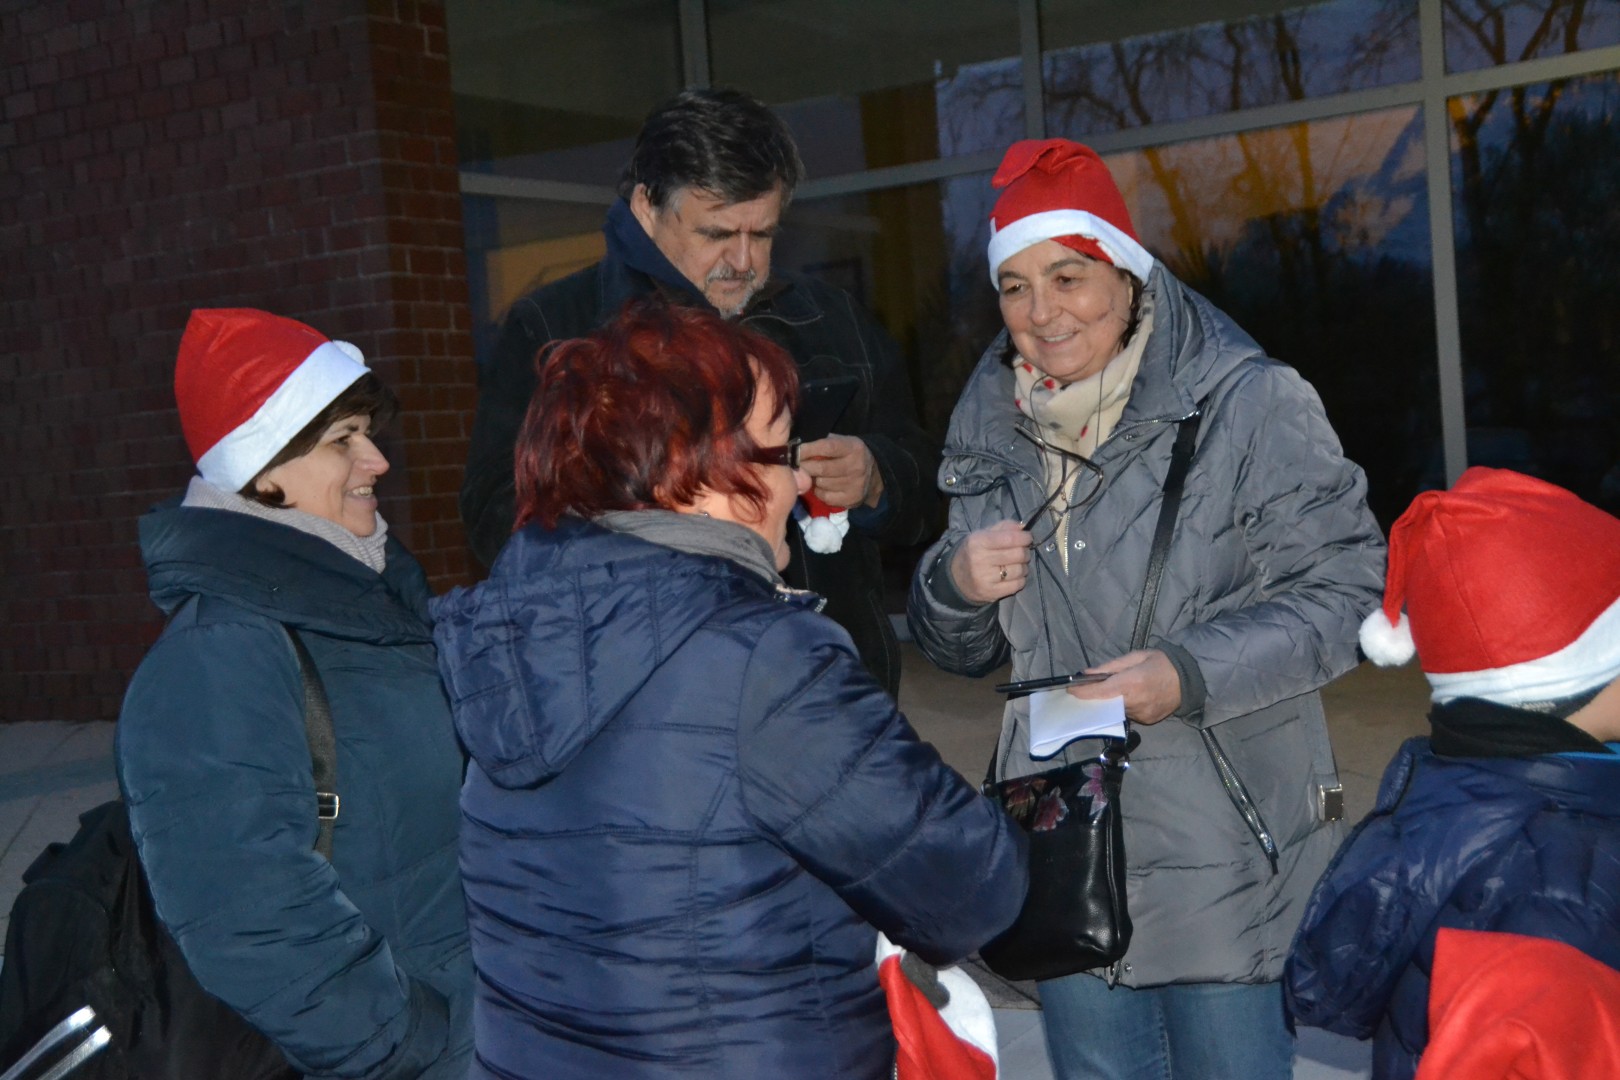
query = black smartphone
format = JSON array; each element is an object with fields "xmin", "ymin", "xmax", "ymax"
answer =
[
  {"xmin": 794, "ymin": 377, "xmax": 858, "ymax": 442},
  {"xmin": 993, "ymin": 672, "xmax": 1112, "ymax": 698}
]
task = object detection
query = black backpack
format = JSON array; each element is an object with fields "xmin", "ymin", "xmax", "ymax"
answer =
[{"xmin": 0, "ymin": 626, "xmax": 337, "ymax": 1079}]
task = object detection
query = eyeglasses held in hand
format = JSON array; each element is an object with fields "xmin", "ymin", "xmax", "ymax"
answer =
[
  {"xmin": 1013, "ymin": 423, "xmax": 1105, "ymax": 542},
  {"xmin": 749, "ymin": 437, "xmax": 803, "ymax": 469}
]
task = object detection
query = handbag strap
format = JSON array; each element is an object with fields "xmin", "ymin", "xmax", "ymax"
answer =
[
  {"xmin": 1130, "ymin": 409, "xmax": 1203, "ymax": 653},
  {"xmin": 1130, "ymin": 413, "xmax": 1282, "ymax": 874},
  {"xmin": 284, "ymin": 627, "xmax": 338, "ymax": 861},
  {"xmin": 985, "ymin": 409, "xmax": 1202, "ymax": 787}
]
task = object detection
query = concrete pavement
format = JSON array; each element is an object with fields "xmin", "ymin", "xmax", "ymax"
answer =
[{"xmin": 0, "ymin": 645, "xmax": 1431, "ymax": 1078}]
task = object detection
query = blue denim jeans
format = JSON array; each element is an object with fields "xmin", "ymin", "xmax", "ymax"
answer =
[{"xmin": 1038, "ymin": 975, "xmax": 1293, "ymax": 1080}]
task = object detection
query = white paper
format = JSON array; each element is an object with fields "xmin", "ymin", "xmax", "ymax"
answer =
[{"xmin": 1027, "ymin": 688, "xmax": 1127, "ymax": 757}]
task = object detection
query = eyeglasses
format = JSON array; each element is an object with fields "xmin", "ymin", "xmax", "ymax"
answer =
[
  {"xmin": 749, "ymin": 437, "xmax": 803, "ymax": 469},
  {"xmin": 1014, "ymin": 422, "xmax": 1105, "ymax": 545}
]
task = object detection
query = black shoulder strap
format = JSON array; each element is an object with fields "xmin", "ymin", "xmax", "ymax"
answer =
[
  {"xmin": 284, "ymin": 628, "xmax": 338, "ymax": 861},
  {"xmin": 1130, "ymin": 409, "xmax": 1203, "ymax": 652},
  {"xmin": 1129, "ymin": 408, "xmax": 1282, "ymax": 874}
]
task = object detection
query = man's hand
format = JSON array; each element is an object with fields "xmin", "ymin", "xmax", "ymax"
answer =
[
  {"xmin": 949, "ymin": 520, "xmax": 1033, "ymax": 605},
  {"xmin": 1066, "ymin": 649, "xmax": 1182, "ymax": 725},
  {"xmin": 800, "ymin": 435, "xmax": 882, "ymax": 509}
]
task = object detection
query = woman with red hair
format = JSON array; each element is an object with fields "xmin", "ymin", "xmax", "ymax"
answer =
[{"xmin": 431, "ymin": 299, "xmax": 1025, "ymax": 1080}]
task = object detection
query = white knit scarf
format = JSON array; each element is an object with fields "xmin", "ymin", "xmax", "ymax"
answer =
[{"xmin": 182, "ymin": 476, "xmax": 389, "ymax": 573}]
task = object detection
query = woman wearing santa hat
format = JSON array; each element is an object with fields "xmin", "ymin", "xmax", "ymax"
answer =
[
  {"xmin": 1286, "ymin": 467, "xmax": 1620, "ymax": 1080},
  {"xmin": 113, "ymin": 309, "xmax": 472, "ymax": 1076},
  {"xmin": 908, "ymin": 139, "xmax": 1386, "ymax": 1078}
]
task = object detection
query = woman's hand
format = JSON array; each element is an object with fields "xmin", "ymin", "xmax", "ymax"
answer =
[
  {"xmin": 949, "ymin": 520, "xmax": 1033, "ymax": 604},
  {"xmin": 1067, "ymin": 649, "xmax": 1182, "ymax": 725}
]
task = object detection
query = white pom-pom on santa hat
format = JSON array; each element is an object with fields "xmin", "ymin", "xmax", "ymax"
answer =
[
  {"xmin": 1359, "ymin": 610, "xmax": 1415, "ymax": 667},
  {"xmin": 795, "ymin": 490, "xmax": 850, "ymax": 555},
  {"xmin": 175, "ymin": 308, "xmax": 369, "ymax": 491}
]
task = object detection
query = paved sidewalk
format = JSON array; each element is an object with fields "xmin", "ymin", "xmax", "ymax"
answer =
[{"xmin": 0, "ymin": 646, "xmax": 1429, "ymax": 1078}]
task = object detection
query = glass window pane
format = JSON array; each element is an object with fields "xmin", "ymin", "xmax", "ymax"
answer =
[
  {"xmin": 460, "ymin": 194, "xmax": 610, "ymax": 363},
  {"xmin": 707, "ymin": 1, "xmax": 1024, "ymax": 175},
  {"xmin": 446, "ymin": 0, "xmax": 681, "ymax": 184},
  {"xmin": 774, "ymin": 181, "xmax": 985, "ymax": 436},
  {"xmin": 1101, "ymin": 113, "xmax": 1438, "ymax": 524},
  {"xmin": 1041, "ymin": 0, "xmax": 1421, "ymax": 139},
  {"xmin": 1451, "ymin": 71, "xmax": 1620, "ymax": 512},
  {"xmin": 1445, "ymin": 0, "xmax": 1620, "ymax": 75}
]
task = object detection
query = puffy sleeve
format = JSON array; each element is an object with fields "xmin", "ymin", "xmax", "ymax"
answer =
[
  {"xmin": 835, "ymin": 291, "xmax": 941, "ymax": 547},
  {"xmin": 1285, "ymin": 741, "xmax": 1436, "ymax": 1037},
  {"xmin": 907, "ymin": 497, "xmax": 1011, "ymax": 679},
  {"xmin": 117, "ymin": 619, "xmax": 449, "ymax": 1079},
  {"xmin": 460, "ymin": 296, "xmax": 551, "ymax": 568},
  {"xmin": 1161, "ymin": 361, "xmax": 1386, "ymax": 724},
  {"xmin": 734, "ymin": 610, "xmax": 1027, "ymax": 965}
]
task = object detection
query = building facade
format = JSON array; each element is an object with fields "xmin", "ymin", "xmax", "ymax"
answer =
[{"xmin": 5, "ymin": 0, "xmax": 1618, "ymax": 720}]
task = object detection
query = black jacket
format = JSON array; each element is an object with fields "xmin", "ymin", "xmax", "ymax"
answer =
[{"xmin": 460, "ymin": 205, "xmax": 940, "ymax": 696}]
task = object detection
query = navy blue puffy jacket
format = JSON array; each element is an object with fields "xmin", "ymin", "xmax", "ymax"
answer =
[
  {"xmin": 117, "ymin": 502, "xmax": 473, "ymax": 1078},
  {"xmin": 433, "ymin": 520, "xmax": 1027, "ymax": 1080},
  {"xmin": 1285, "ymin": 735, "xmax": 1620, "ymax": 1080}
]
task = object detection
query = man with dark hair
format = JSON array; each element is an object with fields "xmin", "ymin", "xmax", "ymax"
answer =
[{"xmin": 460, "ymin": 87, "xmax": 939, "ymax": 696}]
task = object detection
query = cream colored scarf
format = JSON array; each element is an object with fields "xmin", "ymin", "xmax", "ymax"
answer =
[{"xmin": 1013, "ymin": 299, "xmax": 1155, "ymax": 552}]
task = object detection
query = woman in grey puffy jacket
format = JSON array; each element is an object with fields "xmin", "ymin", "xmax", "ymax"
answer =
[{"xmin": 908, "ymin": 139, "xmax": 1386, "ymax": 1079}]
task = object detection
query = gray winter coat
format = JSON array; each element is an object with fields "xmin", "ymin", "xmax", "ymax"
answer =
[{"xmin": 909, "ymin": 266, "xmax": 1386, "ymax": 987}]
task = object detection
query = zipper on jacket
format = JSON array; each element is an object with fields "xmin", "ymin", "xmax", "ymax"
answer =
[{"xmin": 1200, "ymin": 727, "xmax": 1281, "ymax": 873}]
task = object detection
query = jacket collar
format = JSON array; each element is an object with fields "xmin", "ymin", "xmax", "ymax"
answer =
[
  {"xmin": 597, "ymin": 198, "xmax": 817, "ymax": 324},
  {"xmin": 139, "ymin": 499, "xmax": 432, "ymax": 643}
]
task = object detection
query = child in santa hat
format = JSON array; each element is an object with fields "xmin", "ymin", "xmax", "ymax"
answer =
[{"xmin": 1285, "ymin": 467, "xmax": 1620, "ymax": 1080}]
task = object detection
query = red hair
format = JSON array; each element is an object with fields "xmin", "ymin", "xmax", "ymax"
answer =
[{"xmin": 515, "ymin": 299, "xmax": 800, "ymax": 530}]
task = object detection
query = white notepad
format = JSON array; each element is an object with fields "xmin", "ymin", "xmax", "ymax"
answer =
[{"xmin": 1028, "ymin": 688, "xmax": 1127, "ymax": 757}]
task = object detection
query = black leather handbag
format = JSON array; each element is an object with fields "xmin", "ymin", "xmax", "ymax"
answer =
[
  {"xmin": 977, "ymin": 409, "xmax": 1202, "ymax": 984},
  {"xmin": 978, "ymin": 731, "xmax": 1138, "ymax": 981}
]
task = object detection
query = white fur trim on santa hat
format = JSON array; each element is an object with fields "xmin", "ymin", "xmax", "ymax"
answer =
[
  {"xmin": 875, "ymin": 934, "xmax": 998, "ymax": 1075},
  {"xmin": 988, "ymin": 208, "xmax": 1155, "ymax": 286},
  {"xmin": 1360, "ymin": 609, "xmax": 1415, "ymax": 667},
  {"xmin": 1425, "ymin": 595, "xmax": 1620, "ymax": 705},
  {"xmin": 196, "ymin": 339, "xmax": 369, "ymax": 491}
]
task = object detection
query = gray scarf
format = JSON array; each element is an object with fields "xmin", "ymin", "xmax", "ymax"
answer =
[
  {"xmin": 595, "ymin": 509, "xmax": 781, "ymax": 585},
  {"xmin": 182, "ymin": 476, "xmax": 389, "ymax": 573}
]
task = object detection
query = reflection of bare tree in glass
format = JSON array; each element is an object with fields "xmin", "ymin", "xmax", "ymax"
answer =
[
  {"xmin": 1039, "ymin": 2, "xmax": 1438, "ymax": 523},
  {"xmin": 1446, "ymin": 2, "xmax": 1620, "ymax": 508}
]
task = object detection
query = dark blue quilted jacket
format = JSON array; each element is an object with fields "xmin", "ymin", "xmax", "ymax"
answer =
[
  {"xmin": 432, "ymin": 519, "xmax": 1027, "ymax": 1080},
  {"xmin": 118, "ymin": 503, "xmax": 473, "ymax": 1078},
  {"xmin": 1284, "ymin": 734, "xmax": 1620, "ymax": 1080}
]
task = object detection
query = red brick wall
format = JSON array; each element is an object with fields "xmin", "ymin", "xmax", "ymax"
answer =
[{"xmin": 0, "ymin": 0, "xmax": 477, "ymax": 722}]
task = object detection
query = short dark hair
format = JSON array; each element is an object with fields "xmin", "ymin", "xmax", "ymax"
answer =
[
  {"xmin": 618, "ymin": 87, "xmax": 805, "ymax": 210},
  {"xmin": 514, "ymin": 298, "xmax": 800, "ymax": 530},
  {"xmin": 242, "ymin": 371, "xmax": 398, "ymax": 507}
]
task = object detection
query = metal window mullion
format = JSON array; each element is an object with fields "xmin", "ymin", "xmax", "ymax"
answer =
[
  {"xmin": 680, "ymin": 0, "xmax": 709, "ymax": 89},
  {"xmin": 1020, "ymin": 0, "xmax": 1044, "ymax": 140},
  {"xmin": 1420, "ymin": 0, "xmax": 1469, "ymax": 487}
]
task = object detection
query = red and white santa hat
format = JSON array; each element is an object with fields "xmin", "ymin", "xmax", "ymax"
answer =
[
  {"xmin": 986, "ymin": 139, "xmax": 1155, "ymax": 287},
  {"xmin": 175, "ymin": 308, "xmax": 369, "ymax": 491},
  {"xmin": 1360, "ymin": 467, "xmax": 1620, "ymax": 705},
  {"xmin": 876, "ymin": 935, "xmax": 997, "ymax": 1080}
]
